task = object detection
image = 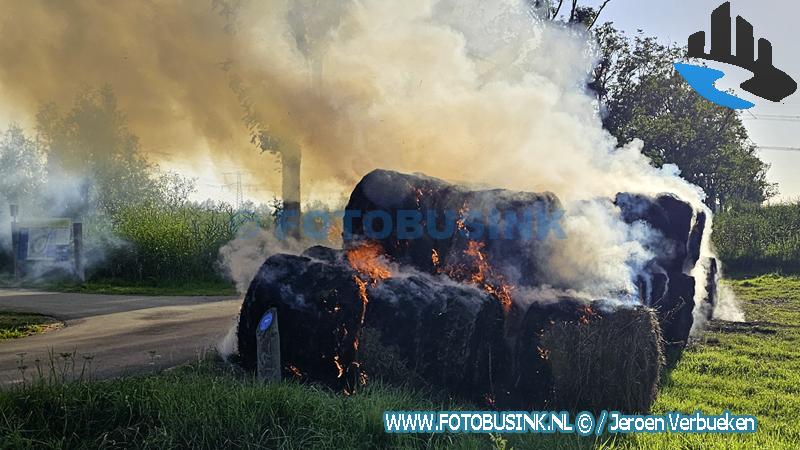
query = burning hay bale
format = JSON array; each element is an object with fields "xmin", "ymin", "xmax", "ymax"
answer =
[
  {"xmin": 236, "ymin": 249, "xmax": 364, "ymax": 385},
  {"xmin": 360, "ymin": 276, "xmax": 506, "ymax": 398},
  {"xmin": 502, "ymin": 298, "xmax": 662, "ymax": 413},
  {"xmin": 237, "ymin": 245, "xmax": 506, "ymax": 397},
  {"xmin": 237, "ymin": 250, "xmax": 663, "ymax": 412},
  {"xmin": 236, "ymin": 169, "xmax": 716, "ymax": 412},
  {"xmin": 344, "ymin": 169, "xmax": 561, "ymax": 289}
]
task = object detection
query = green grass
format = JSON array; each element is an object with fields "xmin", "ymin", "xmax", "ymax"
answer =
[
  {"xmin": 55, "ymin": 279, "xmax": 238, "ymax": 296},
  {"xmin": 0, "ymin": 359, "xmax": 494, "ymax": 449},
  {"xmin": 0, "ymin": 275, "xmax": 798, "ymax": 449},
  {"xmin": 607, "ymin": 274, "xmax": 800, "ymax": 449},
  {"xmin": 0, "ymin": 277, "xmax": 237, "ymax": 297},
  {"xmin": 0, "ymin": 312, "xmax": 60, "ymax": 340}
]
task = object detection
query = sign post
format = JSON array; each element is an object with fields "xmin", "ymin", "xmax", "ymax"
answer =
[
  {"xmin": 256, "ymin": 308, "xmax": 281, "ymax": 382},
  {"xmin": 10, "ymin": 204, "xmax": 18, "ymax": 281},
  {"xmin": 73, "ymin": 222, "xmax": 84, "ymax": 282}
]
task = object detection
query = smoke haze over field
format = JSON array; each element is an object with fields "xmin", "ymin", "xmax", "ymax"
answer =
[
  {"xmin": 0, "ymin": 0, "xmax": 741, "ymax": 322},
  {"xmin": 0, "ymin": 0, "xmax": 703, "ymax": 203}
]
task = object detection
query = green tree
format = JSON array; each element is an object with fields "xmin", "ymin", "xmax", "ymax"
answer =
[
  {"xmin": 592, "ymin": 24, "xmax": 776, "ymax": 211},
  {"xmin": 541, "ymin": 0, "xmax": 612, "ymax": 27},
  {"xmin": 35, "ymin": 86, "xmax": 158, "ymax": 217},
  {"xmin": 0, "ymin": 124, "xmax": 45, "ymax": 204}
]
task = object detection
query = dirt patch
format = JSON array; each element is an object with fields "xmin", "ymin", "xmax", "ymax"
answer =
[{"xmin": 706, "ymin": 320, "xmax": 779, "ymax": 335}]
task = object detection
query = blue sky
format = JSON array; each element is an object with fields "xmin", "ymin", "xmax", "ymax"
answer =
[{"xmin": 586, "ymin": 0, "xmax": 800, "ymax": 202}]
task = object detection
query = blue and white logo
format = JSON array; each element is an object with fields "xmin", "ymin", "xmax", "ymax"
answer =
[{"xmin": 676, "ymin": 2, "xmax": 796, "ymax": 110}]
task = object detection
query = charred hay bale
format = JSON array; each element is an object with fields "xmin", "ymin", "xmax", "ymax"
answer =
[
  {"xmin": 659, "ymin": 273, "xmax": 696, "ymax": 349},
  {"xmin": 504, "ymin": 297, "xmax": 589, "ymax": 409},
  {"xmin": 615, "ymin": 192, "xmax": 709, "ymax": 352},
  {"xmin": 615, "ymin": 193, "xmax": 694, "ymax": 273},
  {"xmin": 344, "ymin": 169, "xmax": 464, "ymax": 274},
  {"xmin": 237, "ymin": 248, "xmax": 507, "ymax": 400},
  {"xmin": 506, "ymin": 298, "xmax": 663, "ymax": 413},
  {"xmin": 344, "ymin": 169, "xmax": 561, "ymax": 287},
  {"xmin": 361, "ymin": 276, "xmax": 507, "ymax": 400},
  {"xmin": 237, "ymin": 251, "xmax": 363, "ymax": 386},
  {"xmin": 237, "ymin": 250, "xmax": 664, "ymax": 411}
]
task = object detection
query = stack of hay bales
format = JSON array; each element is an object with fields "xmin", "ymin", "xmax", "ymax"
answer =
[
  {"xmin": 237, "ymin": 250, "xmax": 663, "ymax": 411},
  {"xmin": 236, "ymin": 169, "xmax": 715, "ymax": 412},
  {"xmin": 346, "ymin": 171, "xmax": 714, "ymax": 350},
  {"xmin": 237, "ymin": 246, "xmax": 506, "ymax": 397},
  {"xmin": 616, "ymin": 193, "xmax": 716, "ymax": 357}
]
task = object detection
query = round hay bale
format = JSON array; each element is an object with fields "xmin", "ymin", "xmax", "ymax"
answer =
[
  {"xmin": 343, "ymin": 169, "xmax": 561, "ymax": 287},
  {"xmin": 237, "ymin": 248, "xmax": 508, "ymax": 400},
  {"xmin": 541, "ymin": 302, "xmax": 664, "ymax": 413}
]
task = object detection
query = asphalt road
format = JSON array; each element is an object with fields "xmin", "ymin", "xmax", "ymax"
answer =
[{"xmin": 0, "ymin": 290, "xmax": 241, "ymax": 386}]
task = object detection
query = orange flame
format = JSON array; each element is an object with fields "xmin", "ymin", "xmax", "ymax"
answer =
[
  {"xmin": 456, "ymin": 241, "xmax": 513, "ymax": 312},
  {"xmin": 347, "ymin": 241, "xmax": 391, "ymax": 351},
  {"xmin": 333, "ymin": 241, "xmax": 393, "ymax": 386},
  {"xmin": 333, "ymin": 355, "xmax": 345, "ymax": 378},
  {"xmin": 353, "ymin": 276, "xmax": 369, "ymax": 352},
  {"xmin": 456, "ymin": 204, "xmax": 469, "ymax": 234},
  {"xmin": 578, "ymin": 305, "xmax": 597, "ymax": 325},
  {"xmin": 347, "ymin": 241, "xmax": 392, "ymax": 282},
  {"xmin": 286, "ymin": 364, "xmax": 303, "ymax": 378}
]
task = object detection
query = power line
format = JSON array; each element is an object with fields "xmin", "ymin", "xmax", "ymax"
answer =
[
  {"xmin": 756, "ymin": 114, "xmax": 800, "ymax": 119},
  {"xmin": 743, "ymin": 113, "xmax": 800, "ymax": 122},
  {"xmin": 757, "ymin": 146, "xmax": 800, "ymax": 152}
]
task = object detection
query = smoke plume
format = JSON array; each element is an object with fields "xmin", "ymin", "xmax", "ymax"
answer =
[{"xmin": 0, "ymin": 0, "xmax": 742, "ymax": 322}]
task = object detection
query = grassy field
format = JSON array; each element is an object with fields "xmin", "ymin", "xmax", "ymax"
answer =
[
  {"xmin": 0, "ymin": 312, "xmax": 60, "ymax": 340},
  {"xmin": 0, "ymin": 275, "xmax": 797, "ymax": 449},
  {"xmin": 614, "ymin": 274, "xmax": 800, "ymax": 449}
]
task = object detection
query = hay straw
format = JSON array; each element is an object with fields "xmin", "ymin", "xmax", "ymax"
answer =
[{"xmin": 542, "ymin": 306, "xmax": 664, "ymax": 413}]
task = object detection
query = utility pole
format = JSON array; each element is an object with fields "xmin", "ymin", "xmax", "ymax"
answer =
[
  {"xmin": 222, "ymin": 171, "xmax": 244, "ymax": 210},
  {"xmin": 235, "ymin": 172, "xmax": 242, "ymax": 210}
]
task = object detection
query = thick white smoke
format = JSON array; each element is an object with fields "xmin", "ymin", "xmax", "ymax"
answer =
[
  {"xmin": 217, "ymin": 0, "xmax": 741, "ymax": 323},
  {"xmin": 219, "ymin": 226, "xmax": 310, "ymax": 295},
  {"xmin": 0, "ymin": 0, "xmax": 744, "ymax": 349}
]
